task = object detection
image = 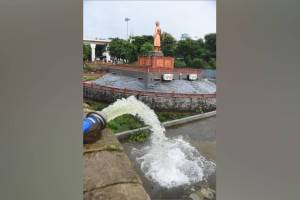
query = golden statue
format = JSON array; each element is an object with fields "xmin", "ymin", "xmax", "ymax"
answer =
[{"xmin": 153, "ymin": 21, "xmax": 161, "ymax": 51}]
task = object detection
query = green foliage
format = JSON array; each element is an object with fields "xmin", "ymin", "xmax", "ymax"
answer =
[
  {"xmin": 107, "ymin": 114, "xmax": 145, "ymax": 133},
  {"xmin": 128, "ymin": 131, "xmax": 150, "ymax": 142},
  {"xmin": 175, "ymin": 34, "xmax": 215, "ymax": 68},
  {"xmin": 204, "ymin": 33, "xmax": 216, "ymax": 57},
  {"xmin": 197, "ymin": 48, "xmax": 211, "ymax": 63},
  {"xmin": 174, "ymin": 59, "xmax": 187, "ymax": 68},
  {"xmin": 124, "ymin": 42, "xmax": 137, "ymax": 63},
  {"xmin": 83, "ymin": 44, "xmax": 91, "ymax": 61},
  {"xmin": 108, "ymin": 38, "xmax": 122, "ymax": 58},
  {"xmin": 208, "ymin": 58, "xmax": 216, "ymax": 69},
  {"xmin": 156, "ymin": 111, "xmax": 195, "ymax": 122},
  {"xmin": 139, "ymin": 42, "xmax": 154, "ymax": 55},
  {"xmin": 176, "ymin": 38, "xmax": 201, "ymax": 63},
  {"xmin": 191, "ymin": 58, "xmax": 207, "ymax": 68},
  {"xmin": 83, "ymin": 64, "xmax": 94, "ymax": 73},
  {"xmin": 83, "ymin": 75, "xmax": 98, "ymax": 81},
  {"xmin": 108, "ymin": 38, "xmax": 137, "ymax": 63},
  {"xmin": 84, "ymin": 100, "xmax": 109, "ymax": 111},
  {"xmin": 106, "ymin": 33, "xmax": 216, "ymax": 68},
  {"xmin": 196, "ymin": 106, "xmax": 204, "ymax": 113},
  {"xmin": 161, "ymin": 32, "xmax": 177, "ymax": 56},
  {"xmin": 131, "ymin": 35, "xmax": 153, "ymax": 55},
  {"xmin": 185, "ymin": 55, "xmax": 193, "ymax": 66}
]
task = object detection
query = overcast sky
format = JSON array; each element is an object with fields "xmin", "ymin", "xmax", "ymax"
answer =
[{"xmin": 84, "ymin": 0, "xmax": 216, "ymax": 40}]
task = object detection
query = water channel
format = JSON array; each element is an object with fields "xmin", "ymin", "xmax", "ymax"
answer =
[{"xmin": 121, "ymin": 116, "xmax": 216, "ymax": 200}]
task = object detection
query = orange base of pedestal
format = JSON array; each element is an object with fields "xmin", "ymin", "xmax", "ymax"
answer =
[{"xmin": 138, "ymin": 55, "xmax": 174, "ymax": 70}]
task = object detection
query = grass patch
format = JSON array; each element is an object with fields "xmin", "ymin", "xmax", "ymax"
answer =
[
  {"xmin": 83, "ymin": 75, "xmax": 99, "ymax": 81},
  {"xmin": 156, "ymin": 111, "xmax": 197, "ymax": 122},
  {"xmin": 83, "ymin": 63, "xmax": 95, "ymax": 73},
  {"xmin": 84, "ymin": 99, "xmax": 109, "ymax": 111},
  {"xmin": 107, "ymin": 114, "xmax": 145, "ymax": 133},
  {"xmin": 128, "ymin": 130, "xmax": 150, "ymax": 142}
]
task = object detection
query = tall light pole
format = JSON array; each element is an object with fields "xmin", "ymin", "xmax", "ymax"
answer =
[{"xmin": 125, "ymin": 17, "xmax": 130, "ymax": 39}]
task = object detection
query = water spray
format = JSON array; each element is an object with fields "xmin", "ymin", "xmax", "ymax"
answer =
[
  {"xmin": 82, "ymin": 96, "xmax": 215, "ymax": 187},
  {"xmin": 82, "ymin": 112, "xmax": 106, "ymax": 134}
]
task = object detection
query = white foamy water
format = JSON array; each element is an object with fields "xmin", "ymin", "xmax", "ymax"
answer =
[
  {"xmin": 99, "ymin": 96, "xmax": 216, "ymax": 188},
  {"xmin": 100, "ymin": 96, "xmax": 165, "ymax": 137}
]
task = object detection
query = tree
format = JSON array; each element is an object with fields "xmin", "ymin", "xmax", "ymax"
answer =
[
  {"xmin": 174, "ymin": 34, "xmax": 216, "ymax": 68},
  {"xmin": 191, "ymin": 58, "xmax": 207, "ymax": 68},
  {"xmin": 108, "ymin": 38, "xmax": 137, "ymax": 63},
  {"xmin": 204, "ymin": 33, "xmax": 216, "ymax": 58},
  {"xmin": 175, "ymin": 38, "xmax": 202, "ymax": 66},
  {"xmin": 196, "ymin": 48, "xmax": 211, "ymax": 63},
  {"xmin": 130, "ymin": 35, "xmax": 153, "ymax": 55},
  {"xmin": 161, "ymin": 32, "xmax": 177, "ymax": 56},
  {"xmin": 123, "ymin": 42, "xmax": 137, "ymax": 63},
  {"xmin": 108, "ymin": 38, "xmax": 123, "ymax": 61},
  {"xmin": 107, "ymin": 33, "xmax": 216, "ymax": 68},
  {"xmin": 139, "ymin": 42, "xmax": 154, "ymax": 55},
  {"xmin": 207, "ymin": 58, "xmax": 216, "ymax": 69},
  {"xmin": 83, "ymin": 44, "xmax": 91, "ymax": 61},
  {"xmin": 174, "ymin": 59, "xmax": 186, "ymax": 68}
]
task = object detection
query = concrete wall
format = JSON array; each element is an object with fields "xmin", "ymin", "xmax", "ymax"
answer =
[
  {"xmin": 83, "ymin": 85, "xmax": 216, "ymax": 112},
  {"xmin": 200, "ymin": 69, "xmax": 216, "ymax": 79}
]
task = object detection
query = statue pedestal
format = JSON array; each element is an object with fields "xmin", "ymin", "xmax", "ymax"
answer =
[{"xmin": 138, "ymin": 51, "xmax": 174, "ymax": 70}]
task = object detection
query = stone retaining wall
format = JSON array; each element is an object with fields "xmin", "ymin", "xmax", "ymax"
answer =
[{"xmin": 83, "ymin": 85, "xmax": 216, "ymax": 112}]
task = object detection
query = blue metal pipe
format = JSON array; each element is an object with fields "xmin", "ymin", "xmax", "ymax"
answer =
[{"xmin": 82, "ymin": 112, "xmax": 106, "ymax": 134}]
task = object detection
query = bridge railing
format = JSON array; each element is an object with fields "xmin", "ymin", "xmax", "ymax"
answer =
[{"xmin": 83, "ymin": 82, "xmax": 216, "ymax": 99}]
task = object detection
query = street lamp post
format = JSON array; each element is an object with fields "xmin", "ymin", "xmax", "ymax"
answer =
[{"xmin": 125, "ymin": 17, "xmax": 130, "ymax": 39}]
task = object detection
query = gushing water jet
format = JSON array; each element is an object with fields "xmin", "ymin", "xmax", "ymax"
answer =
[{"xmin": 82, "ymin": 96, "xmax": 215, "ymax": 188}]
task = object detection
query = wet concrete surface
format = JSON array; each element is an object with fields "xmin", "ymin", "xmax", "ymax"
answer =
[
  {"xmin": 121, "ymin": 116, "xmax": 216, "ymax": 200},
  {"xmin": 93, "ymin": 74, "xmax": 216, "ymax": 94},
  {"xmin": 84, "ymin": 129, "xmax": 150, "ymax": 200}
]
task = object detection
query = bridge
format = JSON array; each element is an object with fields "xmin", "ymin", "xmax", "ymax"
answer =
[{"xmin": 83, "ymin": 38, "xmax": 111, "ymax": 62}]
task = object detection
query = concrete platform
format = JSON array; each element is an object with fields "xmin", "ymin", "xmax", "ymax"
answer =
[
  {"xmin": 84, "ymin": 129, "xmax": 150, "ymax": 200},
  {"xmin": 93, "ymin": 74, "xmax": 216, "ymax": 94}
]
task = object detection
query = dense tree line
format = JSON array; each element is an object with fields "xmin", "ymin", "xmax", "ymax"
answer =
[{"xmin": 83, "ymin": 33, "xmax": 216, "ymax": 69}]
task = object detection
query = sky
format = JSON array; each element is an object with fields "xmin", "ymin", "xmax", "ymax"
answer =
[{"xmin": 84, "ymin": 0, "xmax": 216, "ymax": 40}]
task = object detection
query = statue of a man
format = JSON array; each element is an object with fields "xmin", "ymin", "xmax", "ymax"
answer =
[{"xmin": 153, "ymin": 21, "xmax": 161, "ymax": 51}]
